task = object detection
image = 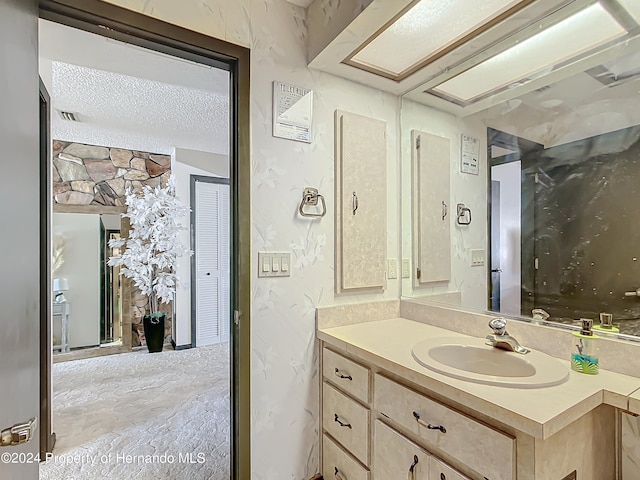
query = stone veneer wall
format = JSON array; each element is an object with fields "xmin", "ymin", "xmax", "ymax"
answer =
[{"xmin": 52, "ymin": 140, "xmax": 172, "ymax": 206}]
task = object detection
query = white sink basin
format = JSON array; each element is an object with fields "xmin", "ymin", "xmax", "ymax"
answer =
[{"xmin": 412, "ymin": 336, "xmax": 569, "ymax": 388}]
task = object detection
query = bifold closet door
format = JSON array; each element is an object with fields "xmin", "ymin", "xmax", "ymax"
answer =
[
  {"xmin": 195, "ymin": 180, "xmax": 230, "ymax": 346},
  {"xmin": 335, "ymin": 110, "xmax": 387, "ymax": 293}
]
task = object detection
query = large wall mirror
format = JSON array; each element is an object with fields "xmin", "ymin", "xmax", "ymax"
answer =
[
  {"xmin": 401, "ymin": 8, "xmax": 640, "ymax": 341},
  {"xmin": 52, "ymin": 204, "xmax": 131, "ymax": 357}
]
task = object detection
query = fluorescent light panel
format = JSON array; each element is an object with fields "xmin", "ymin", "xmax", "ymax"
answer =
[
  {"xmin": 433, "ymin": 3, "xmax": 627, "ymax": 102},
  {"xmin": 350, "ymin": 0, "xmax": 525, "ymax": 76}
]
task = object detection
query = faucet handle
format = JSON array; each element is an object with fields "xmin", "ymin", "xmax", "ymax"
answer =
[{"xmin": 488, "ymin": 317, "xmax": 507, "ymax": 335}]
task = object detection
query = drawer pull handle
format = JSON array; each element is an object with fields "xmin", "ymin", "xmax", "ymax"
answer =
[
  {"xmin": 408, "ymin": 455, "xmax": 419, "ymax": 480},
  {"xmin": 413, "ymin": 411, "xmax": 447, "ymax": 433},
  {"xmin": 334, "ymin": 368, "xmax": 353, "ymax": 381},
  {"xmin": 334, "ymin": 414, "xmax": 352, "ymax": 429},
  {"xmin": 334, "ymin": 467, "xmax": 346, "ymax": 480}
]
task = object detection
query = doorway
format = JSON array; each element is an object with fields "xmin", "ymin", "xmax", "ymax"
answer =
[
  {"xmin": 191, "ymin": 176, "xmax": 231, "ymax": 347},
  {"xmin": 37, "ymin": 1, "xmax": 250, "ymax": 478}
]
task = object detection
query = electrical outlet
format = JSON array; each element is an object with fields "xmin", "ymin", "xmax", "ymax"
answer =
[
  {"xmin": 402, "ymin": 259, "xmax": 410, "ymax": 278},
  {"xmin": 388, "ymin": 259, "xmax": 398, "ymax": 279}
]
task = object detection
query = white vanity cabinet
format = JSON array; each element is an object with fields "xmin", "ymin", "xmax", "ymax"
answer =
[
  {"xmin": 320, "ymin": 339, "xmax": 616, "ymax": 480},
  {"xmin": 322, "ymin": 348, "xmax": 372, "ymax": 478},
  {"xmin": 321, "ymin": 347, "xmax": 475, "ymax": 480}
]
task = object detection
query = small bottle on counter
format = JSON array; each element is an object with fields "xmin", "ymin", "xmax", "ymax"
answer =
[
  {"xmin": 571, "ymin": 319, "xmax": 599, "ymax": 375},
  {"xmin": 592, "ymin": 312, "xmax": 619, "ymax": 334}
]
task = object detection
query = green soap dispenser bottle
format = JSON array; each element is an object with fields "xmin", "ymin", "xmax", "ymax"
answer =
[{"xmin": 571, "ymin": 319, "xmax": 599, "ymax": 375}]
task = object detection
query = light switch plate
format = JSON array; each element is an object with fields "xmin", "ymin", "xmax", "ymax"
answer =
[
  {"xmin": 388, "ymin": 259, "xmax": 398, "ymax": 279},
  {"xmin": 471, "ymin": 249, "xmax": 485, "ymax": 266},
  {"xmin": 402, "ymin": 259, "xmax": 410, "ymax": 278},
  {"xmin": 258, "ymin": 252, "xmax": 291, "ymax": 277}
]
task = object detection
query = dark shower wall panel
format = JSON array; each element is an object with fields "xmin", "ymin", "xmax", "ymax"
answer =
[{"xmin": 530, "ymin": 125, "xmax": 640, "ymax": 335}]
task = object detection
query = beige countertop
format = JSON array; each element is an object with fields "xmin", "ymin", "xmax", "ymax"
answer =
[
  {"xmin": 628, "ymin": 388, "xmax": 640, "ymax": 415},
  {"xmin": 318, "ymin": 317, "xmax": 640, "ymax": 439}
]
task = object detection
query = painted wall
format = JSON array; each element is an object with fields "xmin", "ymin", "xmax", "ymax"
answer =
[
  {"xmin": 400, "ymin": 98, "xmax": 488, "ymax": 311},
  {"xmin": 172, "ymin": 147, "xmax": 229, "ymax": 347},
  {"xmin": 53, "ymin": 213, "xmax": 101, "ymax": 349}
]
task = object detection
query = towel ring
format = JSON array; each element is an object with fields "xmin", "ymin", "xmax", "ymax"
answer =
[{"xmin": 298, "ymin": 187, "xmax": 326, "ymax": 218}]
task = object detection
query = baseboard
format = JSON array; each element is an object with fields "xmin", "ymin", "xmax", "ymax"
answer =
[{"xmin": 171, "ymin": 339, "xmax": 193, "ymax": 351}]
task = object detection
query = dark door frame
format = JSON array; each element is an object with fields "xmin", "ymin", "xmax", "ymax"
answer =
[
  {"xmin": 190, "ymin": 175, "xmax": 231, "ymax": 348},
  {"xmin": 39, "ymin": 77, "xmax": 55, "ymax": 458},
  {"xmin": 37, "ymin": 2, "xmax": 251, "ymax": 477}
]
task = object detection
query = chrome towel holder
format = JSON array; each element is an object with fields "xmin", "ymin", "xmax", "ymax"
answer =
[
  {"xmin": 298, "ymin": 187, "xmax": 326, "ymax": 218},
  {"xmin": 457, "ymin": 203, "xmax": 472, "ymax": 225}
]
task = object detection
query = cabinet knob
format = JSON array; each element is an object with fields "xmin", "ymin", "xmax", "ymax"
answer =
[
  {"xmin": 352, "ymin": 191, "xmax": 359, "ymax": 215},
  {"xmin": 334, "ymin": 368, "xmax": 352, "ymax": 381}
]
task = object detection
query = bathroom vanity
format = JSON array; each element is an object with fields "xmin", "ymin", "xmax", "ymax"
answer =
[{"xmin": 317, "ymin": 313, "xmax": 640, "ymax": 480}]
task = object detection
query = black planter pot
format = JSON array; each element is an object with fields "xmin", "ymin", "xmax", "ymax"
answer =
[{"xmin": 143, "ymin": 313, "xmax": 166, "ymax": 353}]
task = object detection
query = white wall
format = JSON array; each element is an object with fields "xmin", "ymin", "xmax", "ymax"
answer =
[
  {"xmin": 491, "ymin": 161, "xmax": 521, "ymax": 316},
  {"xmin": 99, "ymin": 2, "xmax": 401, "ymax": 478},
  {"xmin": 401, "ymin": 98, "xmax": 488, "ymax": 312},
  {"xmin": 53, "ymin": 213, "xmax": 101, "ymax": 348},
  {"xmin": 172, "ymin": 147, "xmax": 229, "ymax": 347}
]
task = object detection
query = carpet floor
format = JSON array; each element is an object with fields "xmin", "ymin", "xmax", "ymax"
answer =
[{"xmin": 39, "ymin": 343, "xmax": 230, "ymax": 480}]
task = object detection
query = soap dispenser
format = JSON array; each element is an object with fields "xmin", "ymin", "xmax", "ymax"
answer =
[
  {"xmin": 593, "ymin": 312, "xmax": 619, "ymax": 334},
  {"xmin": 571, "ymin": 319, "xmax": 599, "ymax": 375}
]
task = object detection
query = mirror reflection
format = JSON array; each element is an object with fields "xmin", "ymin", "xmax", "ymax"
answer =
[
  {"xmin": 53, "ymin": 212, "xmax": 124, "ymax": 353},
  {"xmin": 402, "ymin": 31, "xmax": 640, "ymax": 339}
]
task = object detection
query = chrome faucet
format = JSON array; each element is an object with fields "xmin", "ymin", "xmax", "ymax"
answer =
[
  {"xmin": 486, "ymin": 318, "xmax": 530, "ymax": 355},
  {"xmin": 532, "ymin": 308, "xmax": 550, "ymax": 322}
]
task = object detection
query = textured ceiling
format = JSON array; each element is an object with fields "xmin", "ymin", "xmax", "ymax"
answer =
[{"xmin": 39, "ymin": 20, "xmax": 229, "ymax": 155}]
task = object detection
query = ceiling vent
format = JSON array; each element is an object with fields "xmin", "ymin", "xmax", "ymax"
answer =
[{"xmin": 57, "ymin": 110, "xmax": 79, "ymax": 122}]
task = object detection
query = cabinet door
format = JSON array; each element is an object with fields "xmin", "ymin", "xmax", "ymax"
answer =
[
  {"xmin": 412, "ymin": 130, "xmax": 451, "ymax": 285},
  {"xmin": 429, "ymin": 457, "xmax": 470, "ymax": 480},
  {"xmin": 374, "ymin": 420, "xmax": 430, "ymax": 480},
  {"xmin": 335, "ymin": 110, "xmax": 386, "ymax": 293}
]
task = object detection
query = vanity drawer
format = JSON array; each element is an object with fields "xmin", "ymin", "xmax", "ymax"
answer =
[
  {"xmin": 323, "ymin": 434, "xmax": 370, "ymax": 480},
  {"xmin": 374, "ymin": 375, "xmax": 514, "ymax": 480},
  {"xmin": 430, "ymin": 457, "xmax": 470, "ymax": 480},
  {"xmin": 373, "ymin": 420, "xmax": 430, "ymax": 480},
  {"xmin": 323, "ymin": 382, "xmax": 370, "ymax": 465},
  {"xmin": 323, "ymin": 348, "xmax": 370, "ymax": 403}
]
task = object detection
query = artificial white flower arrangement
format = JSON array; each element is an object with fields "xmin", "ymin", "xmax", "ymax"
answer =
[{"xmin": 108, "ymin": 176, "xmax": 192, "ymax": 316}]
